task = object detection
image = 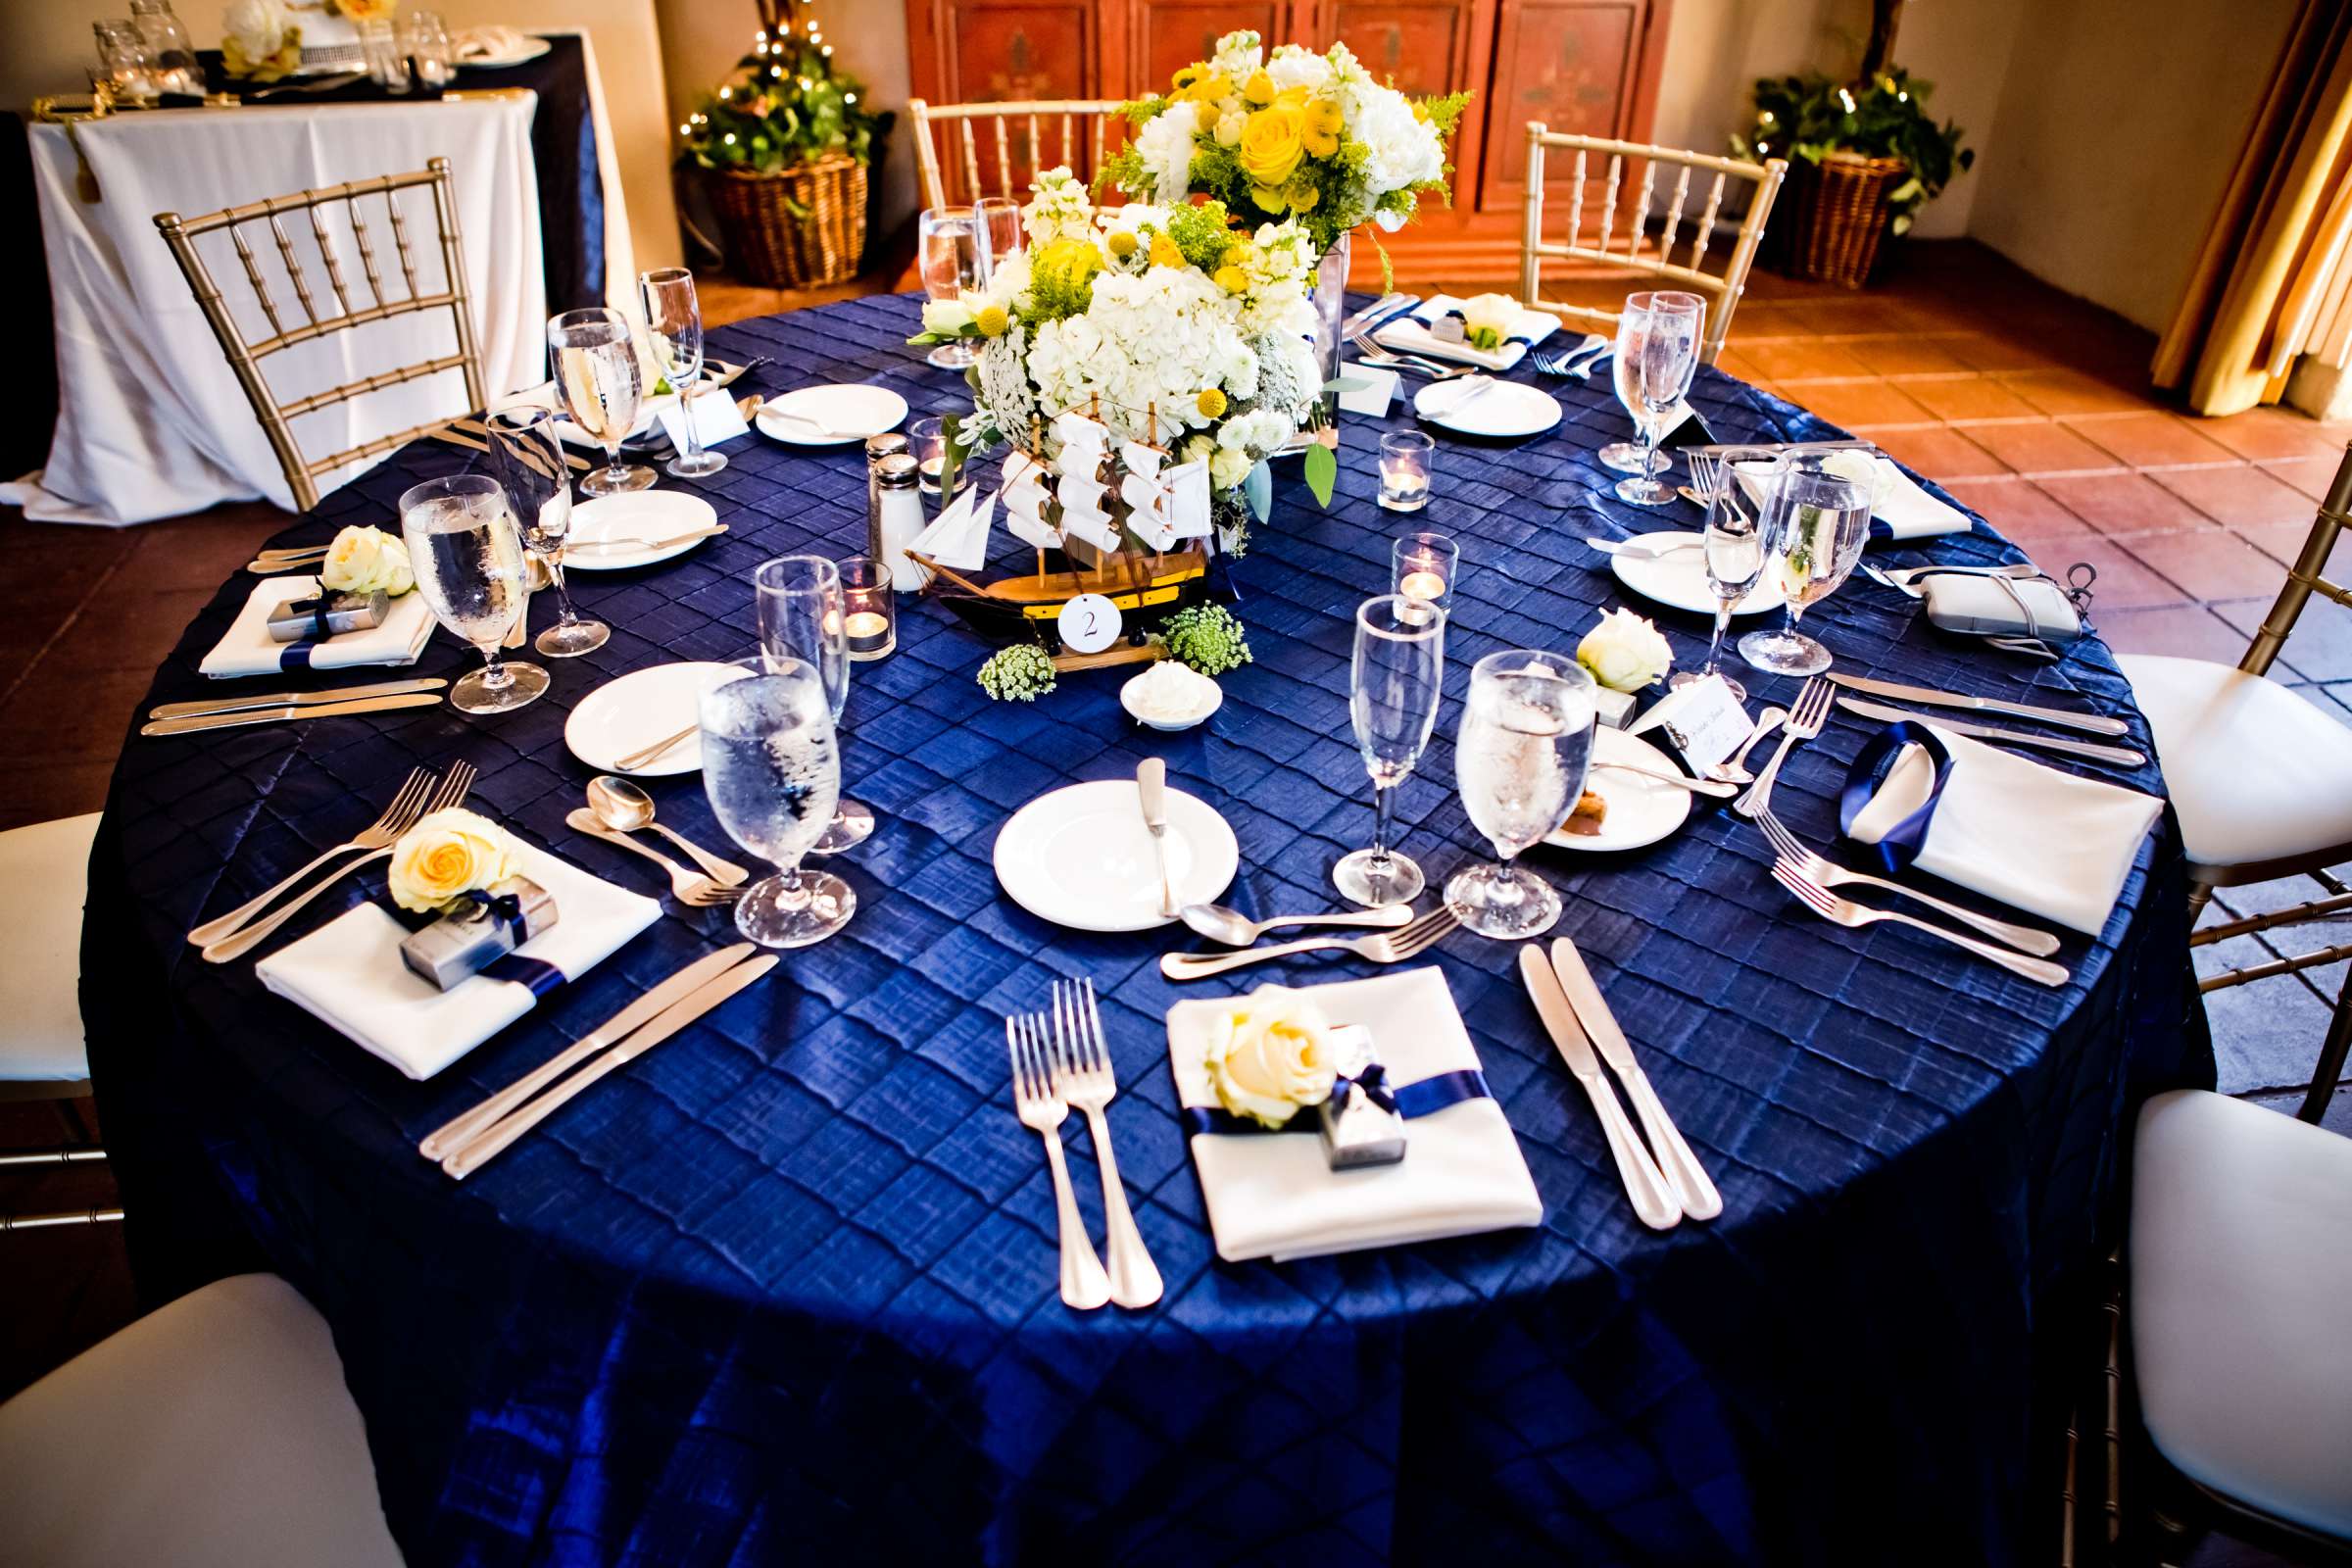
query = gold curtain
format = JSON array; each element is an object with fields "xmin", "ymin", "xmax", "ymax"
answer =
[{"xmin": 2153, "ymin": 0, "xmax": 2352, "ymax": 416}]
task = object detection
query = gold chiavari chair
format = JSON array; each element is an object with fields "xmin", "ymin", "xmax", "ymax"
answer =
[
  {"xmin": 153, "ymin": 157, "xmax": 485, "ymax": 514},
  {"xmin": 1519, "ymin": 125, "xmax": 1788, "ymax": 368},
  {"xmin": 2119, "ymin": 440, "xmax": 2352, "ymax": 1122},
  {"xmin": 909, "ymin": 97, "xmax": 1129, "ymax": 211}
]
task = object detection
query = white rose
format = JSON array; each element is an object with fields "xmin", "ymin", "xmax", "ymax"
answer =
[
  {"xmin": 1577, "ymin": 608, "xmax": 1674, "ymax": 692},
  {"xmin": 1209, "ymin": 446, "xmax": 1255, "ymax": 489},
  {"xmin": 1134, "ymin": 108, "xmax": 1199, "ymax": 198},
  {"xmin": 318, "ymin": 524, "xmax": 413, "ymax": 597},
  {"xmin": 920, "ymin": 297, "xmax": 974, "ymax": 335},
  {"xmin": 1460, "ymin": 292, "xmax": 1519, "ymax": 350},
  {"xmin": 1821, "ymin": 449, "xmax": 1895, "ymax": 512},
  {"xmin": 1266, "ymin": 47, "xmax": 1334, "ymax": 92},
  {"xmin": 1213, "ymin": 110, "xmax": 1246, "ymax": 147},
  {"xmin": 223, "ymin": 0, "xmax": 287, "ymax": 60},
  {"xmin": 1201, "ymin": 986, "xmax": 1338, "ymax": 1128},
  {"xmin": 386, "ymin": 808, "xmax": 521, "ymax": 913}
]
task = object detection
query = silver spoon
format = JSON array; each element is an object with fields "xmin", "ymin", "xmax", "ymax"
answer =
[
  {"xmin": 1179, "ymin": 901, "xmax": 1414, "ymax": 947},
  {"xmin": 1710, "ymin": 706, "xmax": 1788, "ymax": 785},
  {"xmin": 585, "ymin": 775, "xmax": 750, "ymax": 886}
]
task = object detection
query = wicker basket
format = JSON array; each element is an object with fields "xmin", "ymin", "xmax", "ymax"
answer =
[
  {"xmin": 1778, "ymin": 152, "xmax": 1909, "ymax": 290},
  {"xmin": 706, "ymin": 154, "xmax": 868, "ymax": 288}
]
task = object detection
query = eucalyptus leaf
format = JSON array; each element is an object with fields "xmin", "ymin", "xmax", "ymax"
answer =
[
  {"xmin": 1303, "ymin": 442, "xmax": 1337, "ymax": 508},
  {"xmin": 1243, "ymin": 459, "xmax": 1272, "ymax": 521}
]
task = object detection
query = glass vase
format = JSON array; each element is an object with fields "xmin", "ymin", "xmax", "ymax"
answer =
[{"xmin": 1284, "ymin": 230, "xmax": 1353, "ymax": 453}]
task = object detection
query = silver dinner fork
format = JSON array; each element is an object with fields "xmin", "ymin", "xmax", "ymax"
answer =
[
  {"xmin": 1753, "ymin": 809, "xmax": 2062, "ymax": 956},
  {"xmin": 1771, "ymin": 861, "xmax": 2071, "ymax": 987},
  {"xmin": 187, "ymin": 765, "xmax": 437, "ymax": 947},
  {"xmin": 1052, "ymin": 977, "xmax": 1161, "ymax": 1309},
  {"xmin": 1008, "ymin": 1015, "xmax": 1112, "ymax": 1310},
  {"xmin": 1159, "ymin": 906, "xmax": 1457, "ymax": 980},
  {"xmin": 201, "ymin": 761, "xmax": 476, "ymax": 963},
  {"xmin": 564, "ymin": 809, "xmax": 743, "ymax": 905},
  {"xmin": 1733, "ymin": 676, "xmax": 1833, "ymax": 820}
]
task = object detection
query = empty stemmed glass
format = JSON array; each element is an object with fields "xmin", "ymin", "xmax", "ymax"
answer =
[
  {"xmin": 398, "ymin": 474, "xmax": 549, "ymax": 713},
  {"xmin": 699, "ymin": 657, "xmax": 854, "ymax": 949},
  {"xmin": 548, "ymin": 307, "xmax": 654, "ymax": 496},
  {"xmin": 754, "ymin": 557, "xmax": 876, "ymax": 857},
  {"xmin": 973, "ymin": 195, "xmax": 1024, "ymax": 277},
  {"xmin": 1670, "ymin": 448, "xmax": 1783, "ymax": 701},
  {"xmin": 640, "ymin": 267, "xmax": 726, "ymax": 479},
  {"xmin": 1609, "ymin": 291, "xmax": 1705, "ymax": 504},
  {"xmin": 1446, "ymin": 651, "xmax": 1595, "ymax": 939},
  {"xmin": 1333, "ymin": 594, "xmax": 1446, "ymax": 907},
  {"xmin": 1739, "ymin": 453, "xmax": 1875, "ymax": 678},
  {"xmin": 483, "ymin": 407, "xmax": 609, "ymax": 659},
  {"xmin": 918, "ymin": 207, "xmax": 983, "ymax": 368}
]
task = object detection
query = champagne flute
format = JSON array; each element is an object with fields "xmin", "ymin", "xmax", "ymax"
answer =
[
  {"xmin": 639, "ymin": 268, "xmax": 726, "ymax": 480},
  {"xmin": 397, "ymin": 474, "xmax": 549, "ymax": 714},
  {"xmin": 700, "ymin": 657, "xmax": 854, "ymax": 949},
  {"xmin": 1333, "ymin": 594, "xmax": 1446, "ymax": 907},
  {"xmin": 754, "ymin": 557, "xmax": 876, "ymax": 857},
  {"xmin": 483, "ymin": 407, "xmax": 609, "ymax": 659},
  {"xmin": 1670, "ymin": 448, "xmax": 1784, "ymax": 701},
  {"xmin": 918, "ymin": 207, "xmax": 982, "ymax": 368},
  {"xmin": 973, "ymin": 195, "xmax": 1024, "ymax": 279},
  {"xmin": 548, "ymin": 307, "xmax": 654, "ymax": 496},
  {"xmin": 1610, "ymin": 291, "xmax": 1705, "ymax": 505},
  {"xmin": 1738, "ymin": 455, "xmax": 1875, "ymax": 678},
  {"xmin": 1446, "ymin": 651, "xmax": 1594, "ymax": 940}
]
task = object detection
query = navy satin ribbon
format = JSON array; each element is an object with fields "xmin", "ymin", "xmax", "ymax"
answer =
[
  {"xmin": 1181, "ymin": 1066, "xmax": 1494, "ymax": 1139},
  {"xmin": 279, "ymin": 641, "xmax": 317, "ymax": 670},
  {"xmin": 278, "ymin": 579, "xmax": 336, "ymax": 670},
  {"xmin": 484, "ymin": 954, "xmax": 565, "ymax": 998},
  {"xmin": 1838, "ymin": 721, "xmax": 1955, "ymax": 873}
]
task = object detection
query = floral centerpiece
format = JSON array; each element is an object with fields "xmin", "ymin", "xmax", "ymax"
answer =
[{"xmin": 221, "ymin": 0, "xmax": 396, "ymax": 82}]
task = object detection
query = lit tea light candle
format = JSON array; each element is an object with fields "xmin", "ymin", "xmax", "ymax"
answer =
[
  {"xmin": 1391, "ymin": 530, "xmax": 1459, "ymax": 620},
  {"xmin": 1397, "ymin": 567, "xmax": 1446, "ymax": 602},
  {"xmin": 1379, "ymin": 429, "xmax": 1434, "ymax": 513},
  {"xmin": 838, "ymin": 556, "xmax": 896, "ymax": 661}
]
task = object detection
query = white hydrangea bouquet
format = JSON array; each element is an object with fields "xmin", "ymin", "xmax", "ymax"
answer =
[{"xmin": 908, "ymin": 167, "xmax": 1324, "ymax": 547}]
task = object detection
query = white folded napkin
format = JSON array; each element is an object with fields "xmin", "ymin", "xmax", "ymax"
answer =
[
  {"xmin": 1918, "ymin": 573, "xmax": 2084, "ymax": 643},
  {"xmin": 1822, "ymin": 451, "xmax": 1972, "ymax": 540},
  {"xmin": 1372, "ymin": 294, "xmax": 1560, "ymax": 370},
  {"xmin": 198, "ymin": 575, "xmax": 434, "ymax": 679},
  {"xmin": 256, "ymin": 840, "xmax": 661, "ymax": 1080},
  {"xmin": 1167, "ymin": 967, "xmax": 1544, "ymax": 1262},
  {"xmin": 454, "ymin": 24, "xmax": 529, "ymax": 60},
  {"xmin": 1843, "ymin": 723, "xmax": 2162, "ymax": 935}
]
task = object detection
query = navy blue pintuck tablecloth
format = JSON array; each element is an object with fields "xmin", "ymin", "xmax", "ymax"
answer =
[{"xmin": 83, "ymin": 292, "xmax": 2211, "ymax": 1567}]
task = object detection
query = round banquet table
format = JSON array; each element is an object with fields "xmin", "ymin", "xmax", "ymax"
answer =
[{"xmin": 84, "ymin": 292, "xmax": 2212, "ymax": 1567}]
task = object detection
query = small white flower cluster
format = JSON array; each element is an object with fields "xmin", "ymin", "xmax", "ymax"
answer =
[{"xmin": 1022, "ymin": 171, "xmax": 1094, "ymax": 249}]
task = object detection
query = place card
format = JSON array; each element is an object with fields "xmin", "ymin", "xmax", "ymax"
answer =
[
  {"xmin": 1340, "ymin": 362, "xmax": 1399, "ymax": 417},
  {"xmin": 656, "ymin": 388, "xmax": 750, "ymax": 455},
  {"xmin": 1629, "ymin": 674, "xmax": 1749, "ymax": 772}
]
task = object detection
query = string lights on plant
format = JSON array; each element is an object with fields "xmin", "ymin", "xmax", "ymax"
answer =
[{"xmin": 680, "ymin": 0, "xmax": 877, "ymax": 176}]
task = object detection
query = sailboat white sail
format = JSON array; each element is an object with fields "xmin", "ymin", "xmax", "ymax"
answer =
[
  {"xmin": 1051, "ymin": 416, "xmax": 1120, "ymax": 552},
  {"xmin": 1164, "ymin": 459, "xmax": 1212, "ymax": 540},
  {"xmin": 1001, "ymin": 449, "xmax": 1059, "ymax": 551},
  {"xmin": 906, "ymin": 485, "xmax": 998, "ymax": 571}
]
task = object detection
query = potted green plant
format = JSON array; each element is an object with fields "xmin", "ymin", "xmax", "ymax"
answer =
[{"xmin": 680, "ymin": 0, "xmax": 883, "ymax": 287}]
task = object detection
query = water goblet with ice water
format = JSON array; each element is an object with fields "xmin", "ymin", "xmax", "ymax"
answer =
[
  {"xmin": 700, "ymin": 658, "xmax": 854, "ymax": 949},
  {"xmin": 1609, "ymin": 291, "xmax": 1705, "ymax": 504},
  {"xmin": 1669, "ymin": 447, "xmax": 1785, "ymax": 703},
  {"xmin": 640, "ymin": 267, "xmax": 726, "ymax": 480},
  {"xmin": 918, "ymin": 207, "xmax": 983, "ymax": 369},
  {"xmin": 1598, "ymin": 289, "xmax": 1703, "ymax": 475},
  {"xmin": 548, "ymin": 307, "xmax": 655, "ymax": 496},
  {"xmin": 1738, "ymin": 453, "xmax": 1875, "ymax": 678},
  {"xmin": 1333, "ymin": 594, "xmax": 1446, "ymax": 907},
  {"xmin": 754, "ymin": 556, "xmax": 876, "ymax": 856},
  {"xmin": 398, "ymin": 474, "xmax": 549, "ymax": 714},
  {"xmin": 1445, "ymin": 651, "xmax": 1596, "ymax": 940},
  {"xmin": 483, "ymin": 407, "xmax": 610, "ymax": 659}
]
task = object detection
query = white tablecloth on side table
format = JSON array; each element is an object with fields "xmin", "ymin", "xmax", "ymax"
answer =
[{"xmin": 10, "ymin": 96, "xmax": 548, "ymax": 526}]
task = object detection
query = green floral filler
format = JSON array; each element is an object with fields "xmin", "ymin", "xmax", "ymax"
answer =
[
  {"xmin": 978, "ymin": 644, "xmax": 1058, "ymax": 701},
  {"xmin": 1159, "ymin": 605, "xmax": 1252, "ymax": 676}
]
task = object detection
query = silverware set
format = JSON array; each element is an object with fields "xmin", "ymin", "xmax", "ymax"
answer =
[
  {"xmin": 142, "ymin": 678, "xmax": 451, "ymax": 736},
  {"xmin": 1007, "ymin": 978, "xmax": 1160, "ymax": 1309},
  {"xmin": 1161, "ymin": 906, "xmax": 1458, "ymax": 980},
  {"xmin": 188, "ymin": 761, "xmax": 475, "ymax": 962},
  {"xmin": 1773, "ymin": 862, "xmax": 2070, "ymax": 987},
  {"xmin": 1531, "ymin": 335, "xmax": 1611, "ymax": 380},
  {"xmin": 1860, "ymin": 560, "xmax": 2043, "ymax": 599},
  {"xmin": 1832, "ymin": 693, "xmax": 2145, "ymax": 768},
  {"xmin": 1733, "ymin": 676, "xmax": 1834, "ymax": 820},
  {"xmin": 565, "ymin": 808, "xmax": 744, "ymax": 906}
]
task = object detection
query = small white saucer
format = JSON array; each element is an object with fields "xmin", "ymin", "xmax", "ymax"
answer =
[
  {"xmin": 1119, "ymin": 669, "xmax": 1223, "ymax": 731},
  {"xmin": 994, "ymin": 779, "xmax": 1239, "ymax": 931},
  {"xmin": 564, "ymin": 662, "xmax": 747, "ymax": 777},
  {"xmin": 563, "ymin": 491, "xmax": 720, "ymax": 572},
  {"xmin": 1607, "ymin": 529, "xmax": 1786, "ymax": 617},
  {"xmin": 755, "ymin": 385, "xmax": 909, "ymax": 447},
  {"xmin": 1543, "ymin": 726, "xmax": 1695, "ymax": 853},
  {"xmin": 1412, "ymin": 377, "xmax": 1561, "ymax": 439}
]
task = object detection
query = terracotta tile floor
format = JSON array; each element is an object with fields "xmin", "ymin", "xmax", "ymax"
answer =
[{"xmin": 4, "ymin": 245, "xmax": 2349, "ymax": 1560}]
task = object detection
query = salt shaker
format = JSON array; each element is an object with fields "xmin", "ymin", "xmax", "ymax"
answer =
[
  {"xmin": 869, "ymin": 451, "xmax": 929, "ymax": 592},
  {"xmin": 864, "ymin": 430, "xmax": 908, "ymax": 533}
]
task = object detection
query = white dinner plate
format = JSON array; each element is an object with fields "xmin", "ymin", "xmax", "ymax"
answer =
[
  {"xmin": 1607, "ymin": 530, "xmax": 1787, "ymax": 617},
  {"xmin": 756, "ymin": 385, "xmax": 909, "ymax": 447},
  {"xmin": 1544, "ymin": 726, "xmax": 1695, "ymax": 853},
  {"xmin": 458, "ymin": 36, "xmax": 552, "ymax": 68},
  {"xmin": 1412, "ymin": 377, "xmax": 1561, "ymax": 439},
  {"xmin": 994, "ymin": 779, "xmax": 1239, "ymax": 932},
  {"xmin": 564, "ymin": 491, "xmax": 720, "ymax": 572},
  {"xmin": 565, "ymin": 662, "xmax": 746, "ymax": 777}
]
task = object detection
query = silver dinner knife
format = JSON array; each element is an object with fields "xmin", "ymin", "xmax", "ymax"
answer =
[
  {"xmin": 1827, "ymin": 672, "xmax": 2131, "ymax": 737},
  {"xmin": 1137, "ymin": 759, "xmax": 1174, "ymax": 919},
  {"xmin": 140, "ymin": 692, "xmax": 449, "ymax": 737},
  {"xmin": 1835, "ymin": 695, "xmax": 2147, "ymax": 768},
  {"xmin": 441, "ymin": 953, "xmax": 780, "ymax": 1179},
  {"xmin": 148, "ymin": 677, "xmax": 449, "ymax": 721},
  {"xmin": 1340, "ymin": 291, "xmax": 1417, "ymax": 338},
  {"xmin": 1518, "ymin": 945, "xmax": 1681, "ymax": 1231},
  {"xmin": 417, "ymin": 943, "xmax": 758, "ymax": 1159},
  {"xmin": 1585, "ymin": 535, "xmax": 1701, "ymax": 562},
  {"xmin": 1548, "ymin": 938, "xmax": 1721, "ymax": 1221}
]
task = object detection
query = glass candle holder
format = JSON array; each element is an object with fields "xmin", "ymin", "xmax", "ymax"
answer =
[
  {"xmin": 840, "ymin": 556, "xmax": 896, "ymax": 661},
  {"xmin": 1392, "ymin": 531, "xmax": 1458, "ymax": 621},
  {"xmin": 1379, "ymin": 430, "xmax": 1433, "ymax": 512},
  {"xmin": 909, "ymin": 416, "xmax": 950, "ymax": 497}
]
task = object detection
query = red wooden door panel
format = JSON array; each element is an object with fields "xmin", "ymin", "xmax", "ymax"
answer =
[{"xmin": 1478, "ymin": 0, "xmax": 1644, "ymax": 210}]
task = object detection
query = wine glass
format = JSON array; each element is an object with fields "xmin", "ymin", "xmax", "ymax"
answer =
[
  {"xmin": 1738, "ymin": 454, "xmax": 1875, "ymax": 678},
  {"xmin": 1446, "ymin": 651, "xmax": 1594, "ymax": 940},
  {"xmin": 918, "ymin": 207, "xmax": 982, "ymax": 368},
  {"xmin": 754, "ymin": 557, "xmax": 876, "ymax": 857},
  {"xmin": 548, "ymin": 308, "xmax": 654, "ymax": 496},
  {"xmin": 973, "ymin": 195, "xmax": 1024, "ymax": 278},
  {"xmin": 1333, "ymin": 594, "xmax": 1446, "ymax": 907},
  {"xmin": 397, "ymin": 474, "xmax": 549, "ymax": 714},
  {"xmin": 483, "ymin": 407, "xmax": 608, "ymax": 659},
  {"xmin": 700, "ymin": 657, "xmax": 854, "ymax": 949},
  {"xmin": 639, "ymin": 268, "xmax": 726, "ymax": 480},
  {"xmin": 1670, "ymin": 448, "xmax": 1784, "ymax": 701},
  {"xmin": 1610, "ymin": 291, "xmax": 1705, "ymax": 505}
]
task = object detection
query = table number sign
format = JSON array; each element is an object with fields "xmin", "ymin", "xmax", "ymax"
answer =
[{"xmin": 1057, "ymin": 593, "xmax": 1122, "ymax": 656}]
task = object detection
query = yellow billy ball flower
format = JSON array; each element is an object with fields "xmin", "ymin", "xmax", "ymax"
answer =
[
  {"xmin": 1222, "ymin": 245, "xmax": 1251, "ymax": 269},
  {"xmin": 974, "ymin": 304, "xmax": 1009, "ymax": 337},
  {"xmin": 1300, "ymin": 97, "xmax": 1345, "ymax": 159},
  {"xmin": 1238, "ymin": 105, "xmax": 1305, "ymax": 189},
  {"xmin": 1196, "ymin": 388, "xmax": 1228, "ymax": 417},
  {"xmin": 1196, "ymin": 98, "xmax": 1220, "ymax": 130},
  {"xmin": 1242, "ymin": 69, "xmax": 1277, "ymax": 106},
  {"xmin": 1106, "ymin": 230, "xmax": 1139, "ymax": 260},
  {"xmin": 1213, "ymin": 264, "xmax": 1249, "ymax": 294},
  {"xmin": 1249, "ymin": 184, "xmax": 1290, "ymax": 215},
  {"xmin": 1149, "ymin": 233, "xmax": 1186, "ymax": 270}
]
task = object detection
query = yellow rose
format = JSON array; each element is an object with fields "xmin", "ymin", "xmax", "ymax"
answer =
[
  {"xmin": 974, "ymin": 304, "xmax": 1009, "ymax": 337},
  {"xmin": 1170, "ymin": 65, "xmax": 1228, "ymax": 103},
  {"xmin": 1238, "ymin": 105, "xmax": 1304, "ymax": 189},
  {"xmin": 1148, "ymin": 233, "xmax": 1186, "ymax": 270},
  {"xmin": 1299, "ymin": 96, "xmax": 1344, "ymax": 158},
  {"xmin": 1202, "ymin": 987, "xmax": 1339, "ymax": 1129},
  {"xmin": 1249, "ymin": 184, "xmax": 1290, "ymax": 215},
  {"xmin": 1196, "ymin": 387, "xmax": 1227, "ymax": 417},
  {"xmin": 1241, "ymin": 69, "xmax": 1277, "ymax": 106},
  {"xmin": 319, "ymin": 524, "xmax": 414, "ymax": 597},
  {"xmin": 387, "ymin": 808, "xmax": 521, "ymax": 913},
  {"xmin": 1213, "ymin": 264, "xmax": 1249, "ymax": 294}
]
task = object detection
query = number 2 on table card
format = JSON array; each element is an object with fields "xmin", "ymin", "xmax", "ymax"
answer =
[{"xmin": 1057, "ymin": 593, "xmax": 1121, "ymax": 656}]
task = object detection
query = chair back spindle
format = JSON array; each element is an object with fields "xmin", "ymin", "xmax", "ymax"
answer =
[{"xmin": 910, "ymin": 97, "xmax": 1129, "ymax": 212}]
